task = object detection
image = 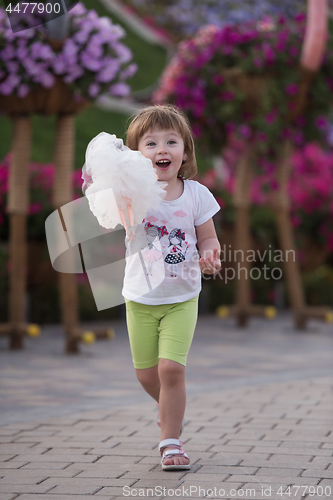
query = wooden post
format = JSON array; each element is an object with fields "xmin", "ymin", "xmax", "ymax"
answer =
[
  {"xmin": 7, "ymin": 117, "xmax": 32, "ymax": 349},
  {"xmin": 273, "ymin": 141, "xmax": 307, "ymax": 329},
  {"xmin": 53, "ymin": 114, "xmax": 80, "ymax": 353},
  {"xmin": 233, "ymin": 145, "xmax": 253, "ymax": 327}
]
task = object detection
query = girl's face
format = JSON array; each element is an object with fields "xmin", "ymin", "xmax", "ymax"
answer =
[{"xmin": 138, "ymin": 128, "xmax": 186, "ymax": 183}]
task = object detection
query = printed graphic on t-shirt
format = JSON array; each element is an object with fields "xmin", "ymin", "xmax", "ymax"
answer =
[
  {"xmin": 142, "ymin": 222, "xmax": 168, "ymax": 276},
  {"xmin": 141, "ymin": 222, "xmax": 189, "ymax": 279},
  {"xmin": 164, "ymin": 228, "xmax": 189, "ymax": 278}
]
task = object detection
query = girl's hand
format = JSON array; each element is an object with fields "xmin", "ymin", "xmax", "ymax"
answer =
[{"xmin": 199, "ymin": 248, "xmax": 221, "ymax": 275}]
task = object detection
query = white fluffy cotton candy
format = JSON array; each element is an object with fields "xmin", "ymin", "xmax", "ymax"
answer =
[{"xmin": 82, "ymin": 132, "xmax": 167, "ymax": 229}]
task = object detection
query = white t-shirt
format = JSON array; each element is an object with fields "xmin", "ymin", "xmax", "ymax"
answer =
[{"xmin": 122, "ymin": 179, "xmax": 220, "ymax": 305}]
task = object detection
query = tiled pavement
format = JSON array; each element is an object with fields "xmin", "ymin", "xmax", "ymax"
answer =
[{"xmin": 0, "ymin": 313, "xmax": 332, "ymax": 500}]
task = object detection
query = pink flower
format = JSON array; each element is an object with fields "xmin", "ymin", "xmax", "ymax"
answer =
[
  {"xmin": 315, "ymin": 116, "xmax": 328, "ymax": 130},
  {"xmin": 265, "ymin": 110, "xmax": 278, "ymax": 124},
  {"xmin": 220, "ymin": 91, "xmax": 235, "ymax": 102},
  {"xmin": 238, "ymin": 125, "xmax": 252, "ymax": 139},
  {"xmin": 191, "ymin": 124, "xmax": 202, "ymax": 138},
  {"xmin": 285, "ymin": 83, "xmax": 298, "ymax": 95},
  {"xmin": 29, "ymin": 202, "xmax": 42, "ymax": 215},
  {"xmin": 213, "ymin": 75, "xmax": 224, "ymax": 85}
]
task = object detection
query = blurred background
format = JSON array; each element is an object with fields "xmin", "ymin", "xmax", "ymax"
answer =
[{"xmin": 0, "ymin": 0, "xmax": 333, "ymax": 328}]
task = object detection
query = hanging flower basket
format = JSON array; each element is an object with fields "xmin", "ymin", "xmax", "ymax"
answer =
[
  {"xmin": 0, "ymin": 76, "xmax": 89, "ymax": 116},
  {"xmin": 154, "ymin": 17, "xmax": 333, "ymax": 163},
  {"xmin": 221, "ymin": 67, "xmax": 271, "ymax": 113},
  {"xmin": 0, "ymin": 2, "xmax": 137, "ymax": 115}
]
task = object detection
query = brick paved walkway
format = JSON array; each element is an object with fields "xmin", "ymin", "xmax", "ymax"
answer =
[{"xmin": 0, "ymin": 314, "xmax": 332, "ymax": 500}]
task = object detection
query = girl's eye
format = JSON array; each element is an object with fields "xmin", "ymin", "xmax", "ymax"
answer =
[
  {"xmin": 147, "ymin": 142, "xmax": 155, "ymax": 146},
  {"xmin": 168, "ymin": 140, "xmax": 176, "ymax": 144}
]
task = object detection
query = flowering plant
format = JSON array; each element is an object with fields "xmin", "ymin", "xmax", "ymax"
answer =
[
  {"xmin": 200, "ymin": 142, "xmax": 333, "ymax": 254},
  {"xmin": 0, "ymin": 154, "xmax": 83, "ymax": 239},
  {"xmin": 0, "ymin": 2, "xmax": 137, "ymax": 100},
  {"xmin": 154, "ymin": 15, "xmax": 333, "ymax": 161},
  {"xmin": 122, "ymin": 0, "xmax": 310, "ymax": 41}
]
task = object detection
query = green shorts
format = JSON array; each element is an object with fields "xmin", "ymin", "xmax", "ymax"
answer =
[{"xmin": 125, "ymin": 296, "xmax": 199, "ymax": 369}]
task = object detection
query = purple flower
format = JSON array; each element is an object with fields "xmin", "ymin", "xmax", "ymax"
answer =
[
  {"xmin": 73, "ymin": 29, "xmax": 90, "ymax": 44},
  {"xmin": 88, "ymin": 83, "xmax": 101, "ymax": 98},
  {"xmin": 70, "ymin": 3, "xmax": 86, "ymax": 16},
  {"xmin": 1, "ymin": 45, "xmax": 16, "ymax": 60},
  {"xmin": 119, "ymin": 63, "xmax": 138, "ymax": 81},
  {"xmin": 0, "ymin": 74, "xmax": 20, "ymax": 94},
  {"xmin": 109, "ymin": 82, "xmax": 130, "ymax": 96},
  {"xmin": 37, "ymin": 72, "xmax": 55, "ymax": 88},
  {"xmin": 0, "ymin": 2, "xmax": 138, "ymax": 101},
  {"xmin": 30, "ymin": 42, "xmax": 53, "ymax": 61},
  {"xmin": 80, "ymin": 51, "xmax": 103, "ymax": 71},
  {"xmin": 7, "ymin": 61, "xmax": 19, "ymax": 73},
  {"xmin": 63, "ymin": 39, "xmax": 79, "ymax": 65},
  {"xmin": 0, "ymin": 81, "xmax": 13, "ymax": 95},
  {"xmin": 114, "ymin": 44, "xmax": 132, "ymax": 64},
  {"xmin": 17, "ymin": 84, "xmax": 30, "ymax": 98},
  {"xmin": 16, "ymin": 46, "xmax": 28, "ymax": 60},
  {"xmin": 63, "ymin": 66, "xmax": 85, "ymax": 83},
  {"xmin": 53, "ymin": 55, "xmax": 66, "ymax": 74}
]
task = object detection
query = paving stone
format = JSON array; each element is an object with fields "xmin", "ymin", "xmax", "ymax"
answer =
[
  {"xmin": 302, "ymin": 469, "xmax": 333, "ymax": 479},
  {"xmin": 51, "ymin": 464, "xmax": 129, "ymax": 478},
  {"xmin": 251, "ymin": 446, "xmax": 332, "ymax": 456},
  {"xmin": 0, "ymin": 462, "xmax": 30, "ymax": 469},
  {"xmin": 196, "ymin": 465, "xmax": 258, "ymax": 475},
  {"xmin": 255, "ymin": 467, "xmax": 303, "ymax": 477},
  {"xmin": 1, "ymin": 314, "xmax": 333, "ymax": 498},
  {"xmin": 42, "ymin": 484, "xmax": 104, "ymax": 495},
  {"xmin": 224, "ymin": 440, "xmax": 282, "ymax": 448},
  {"xmin": 196, "ymin": 457, "xmax": 243, "ymax": 466},
  {"xmin": 241, "ymin": 457, "xmax": 328, "ymax": 469},
  {"xmin": 0, "ymin": 474, "xmax": 50, "ymax": 484},
  {"xmin": 317, "ymin": 478, "xmax": 333, "ymax": 488},
  {"xmin": 0, "ymin": 445, "xmax": 43, "ymax": 454},
  {"xmin": 225, "ymin": 475, "xmax": 319, "ymax": 485},
  {"xmin": 16, "ymin": 496, "xmax": 102, "ymax": 500},
  {"xmin": 0, "ymin": 483, "xmax": 55, "ymax": 494},
  {"xmin": 177, "ymin": 473, "xmax": 230, "ymax": 482}
]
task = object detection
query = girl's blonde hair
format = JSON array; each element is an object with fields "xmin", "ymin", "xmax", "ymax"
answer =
[{"xmin": 125, "ymin": 104, "xmax": 197, "ymax": 179}]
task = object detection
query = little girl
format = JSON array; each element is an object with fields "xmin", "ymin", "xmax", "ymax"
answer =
[{"xmin": 123, "ymin": 104, "xmax": 221, "ymax": 470}]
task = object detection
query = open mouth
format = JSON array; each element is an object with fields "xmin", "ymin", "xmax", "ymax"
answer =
[{"xmin": 156, "ymin": 160, "xmax": 171, "ymax": 169}]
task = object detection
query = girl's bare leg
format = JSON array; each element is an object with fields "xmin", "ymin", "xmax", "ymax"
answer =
[
  {"xmin": 135, "ymin": 360, "xmax": 189, "ymax": 466},
  {"xmin": 158, "ymin": 358, "xmax": 189, "ymax": 466},
  {"xmin": 135, "ymin": 365, "xmax": 160, "ymax": 402}
]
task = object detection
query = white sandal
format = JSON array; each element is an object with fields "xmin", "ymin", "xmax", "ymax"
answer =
[{"xmin": 159, "ymin": 438, "xmax": 191, "ymax": 471}]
